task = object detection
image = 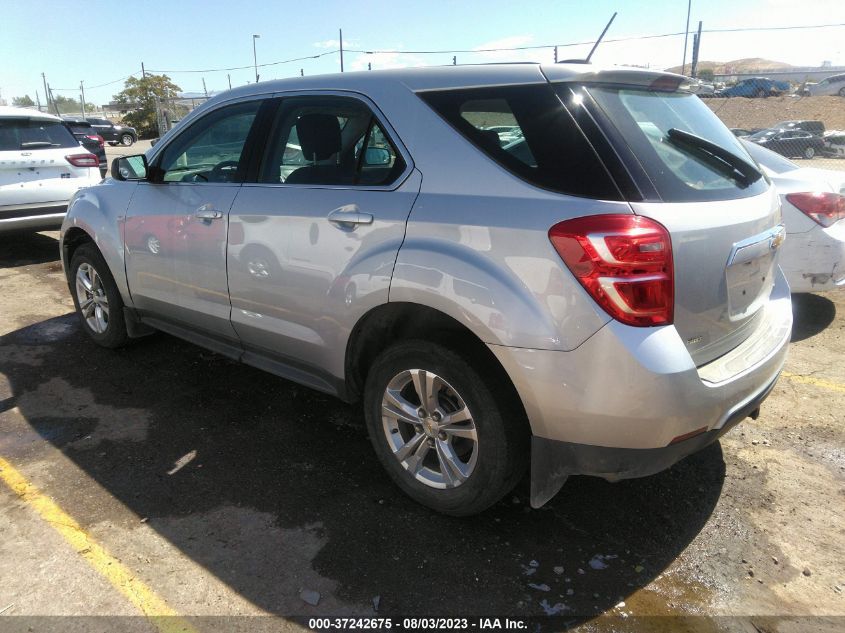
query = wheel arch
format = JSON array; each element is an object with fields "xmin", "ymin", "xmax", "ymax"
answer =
[{"xmin": 344, "ymin": 302, "xmax": 528, "ymax": 426}]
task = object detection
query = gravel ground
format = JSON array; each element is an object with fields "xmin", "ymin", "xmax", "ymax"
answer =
[{"xmin": 0, "ymin": 232, "xmax": 842, "ymax": 632}]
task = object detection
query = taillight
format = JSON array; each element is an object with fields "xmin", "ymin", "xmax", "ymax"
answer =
[
  {"xmin": 85, "ymin": 134, "xmax": 105, "ymax": 149},
  {"xmin": 786, "ymin": 192, "xmax": 845, "ymax": 228},
  {"xmin": 65, "ymin": 153, "xmax": 99, "ymax": 167},
  {"xmin": 549, "ymin": 214, "xmax": 674, "ymax": 327}
]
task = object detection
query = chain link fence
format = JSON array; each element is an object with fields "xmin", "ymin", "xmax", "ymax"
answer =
[{"xmin": 154, "ymin": 95, "xmax": 209, "ymax": 137}]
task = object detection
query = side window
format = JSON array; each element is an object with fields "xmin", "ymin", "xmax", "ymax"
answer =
[
  {"xmin": 419, "ymin": 84, "xmax": 620, "ymax": 199},
  {"xmin": 259, "ymin": 96, "xmax": 405, "ymax": 186},
  {"xmin": 158, "ymin": 100, "xmax": 260, "ymax": 183}
]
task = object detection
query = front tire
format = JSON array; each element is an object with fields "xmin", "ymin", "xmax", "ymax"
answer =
[
  {"xmin": 804, "ymin": 146, "xmax": 816, "ymax": 159},
  {"xmin": 69, "ymin": 244, "xmax": 129, "ymax": 348},
  {"xmin": 363, "ymin": 339, "xmax": 528, "ymax": 516}
]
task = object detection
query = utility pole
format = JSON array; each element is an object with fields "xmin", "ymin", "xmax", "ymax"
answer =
[
  {"xmin": 681, "ymin": 0, "xmax": 692, "ymax": 75},
  {"xmin": 48, "ymin": 85, "xmax": 60, "ymax": 116},
  {"xmin": 227, "ymin": 74, "xmax": 232, "ymax": 90},
  {"xmin": 41, "ymin": 72, "xmax": 50, "ymax": 110},
  {"xmin": 554, "ymin": 46, "xmax": 558, "ymax": 63},
  {"xmin": 142, "ymin": 62, "xmax": 147, "ymax": 79},
  {"xmin": 300, "ymin": 68, "xmax": 304, "ymax": 77},
  {"xmin": 368, "ymin": 62, "xmax": 372, "ymax": 71},
  {"xmin": 202, "ymin": 77, "xmax": 208, "ymax": 98},
  {"xmin": 80, "ymin": 81, "xmax": 86, "ymax": 118},
  {"xmin": 339, "ymin": 29, "xmax": 344, "ymax": 72},
  {"xmin": 252, "ymin": 34, "xmax": 260, "ymax": 83},
  {"xmin": 452, "ymin": 56, "xmax": 457, "ymax": 65},
  {"xmin": 690, "ymin": 20, "xmax": 703, "ymax": 78},
  {"xmin": 36, "ymin": 90, "xmax": 42, "ymax": 112}
]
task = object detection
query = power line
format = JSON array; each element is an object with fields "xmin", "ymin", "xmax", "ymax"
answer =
[
  {"xmin": 147, "ymin": 50, "xmax": 339, "ymax": 74},
  {"xmin": 345, "ymin": 22, "xmax": 845, "ymax": 56}
]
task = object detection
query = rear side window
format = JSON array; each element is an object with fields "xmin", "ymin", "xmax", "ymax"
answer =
[
  {"xmin": 584, "ymin": 86, "xmax": 769, "ymax": 202},
  {"xmin": 0, "ymin": 118, "xmax": 79, "ymax": 150},
  {"xmin": 418, "ymin": 85, "xmax": 620, "ymax": 200}
]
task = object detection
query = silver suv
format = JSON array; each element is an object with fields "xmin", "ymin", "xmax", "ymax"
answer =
[{"xmin": 61, "ymin": 65, "xmax": 792, "ymax": 515}]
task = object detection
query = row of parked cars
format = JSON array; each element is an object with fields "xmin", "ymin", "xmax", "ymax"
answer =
[
  {"xmin": 731, "ymin": 120, "xmax": 845, "ymax": 160},
  {"xmin": 689, "ymin": 73, "xmax": 845, "ymax": 99},
  {"xmin": 3, "ymin": 65, "xmax": 843, "ymax": 515}
]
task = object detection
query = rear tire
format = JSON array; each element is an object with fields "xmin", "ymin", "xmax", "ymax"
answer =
[
  {"xmin": 121, "ymin": 133, "xmax": 134, "ymax": 146},
  {"xmin": 804, "ymin": 146, "xmax": 816, "ymax": 159},
  {"xmin": 69, "ymin": 244, "xmax": 130, "ymax": 348},
  {"xmin": 363, "ymin": 339, "xmax": 528, "ymax": 516},
  {"xmin": 839, "ymin": 87, "xmax": 845, "ymax": 97}
]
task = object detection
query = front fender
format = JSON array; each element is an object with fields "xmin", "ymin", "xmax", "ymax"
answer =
[{"xmin": 60, "ymin": 180, "xmax": 137, "ymax": 304}]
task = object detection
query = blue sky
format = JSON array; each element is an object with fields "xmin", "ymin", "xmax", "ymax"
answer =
[{"xmin": 2, "ymin": 0, "xmax": 843, "ymax": 106}]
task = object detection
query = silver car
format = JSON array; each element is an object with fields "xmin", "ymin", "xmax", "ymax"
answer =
[
  {"xmin": 61, "ymin": 64, "xmax": 791, "ymax": 515},
  {"xmin": 804, "ymin": 73, "xmax": 845, "ymax": 97}
]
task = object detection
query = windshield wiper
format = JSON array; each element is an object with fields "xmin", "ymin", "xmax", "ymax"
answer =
[
  {"xmin": 666, "ymin": 128, "xmax": 763, "ymax": 188},
  {"xmin": 20, "ymin": 141, "xmax": 54, "ymax": 149}
]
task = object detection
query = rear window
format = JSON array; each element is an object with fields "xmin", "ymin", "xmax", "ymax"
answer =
[
  {"xmin": 0, "ymin": 118, "xmax": 80, "ymax": 151},
  {"xmin": 583, "ymin": 86, "xmax": 769, "ymax": 202},
  {"xmin": 418, "ymin": 84, "xmax": 621, "ymax": 200}
]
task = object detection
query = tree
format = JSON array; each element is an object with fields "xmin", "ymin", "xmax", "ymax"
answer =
[
  {"xmin": 12, "ymin": 95, "xmax": 35, "ymax": 107},
  {"xmin": 113, "ymin": 74, "xmax": 182, "ymax": 138},
  {"xmin": 49, "ymin": 95, "xmax": 95, "ymax": 114},
  {"xmin": 698, "ymin": 68, "xmax": 715, "ymax": 82}
]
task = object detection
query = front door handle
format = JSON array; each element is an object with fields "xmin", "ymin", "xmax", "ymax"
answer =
[
  {"xmin": 195, "ymin": 206, "xmax": 223, "ymax": 220},
  {"xmin": 328, "ymin": 209, "xmax": 373, "ymax": 226}
]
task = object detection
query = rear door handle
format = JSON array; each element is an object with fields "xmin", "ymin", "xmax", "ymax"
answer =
[
  {"xmin": 328, "ymin": 209, "xmax": 373, "ymax": 226},
  {"xmin": 195, "ymin": 206, "xmax": 223, "ymax": 220}
]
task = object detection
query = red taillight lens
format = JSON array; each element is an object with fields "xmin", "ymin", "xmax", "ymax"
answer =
[
  {"xmin": 549, "ymin": 214, "xmax": 674, "ymax": 327},
  {"xmin": 786, "ymin": 192, "xmax": 845, "ymax": 228},
  {"xmin": 65, "ymin": 153, "xmax": 99, "ymax": 167},
  {"xmin": 86, "ymin": 134, "xmax": 105, "ymax": 148}
]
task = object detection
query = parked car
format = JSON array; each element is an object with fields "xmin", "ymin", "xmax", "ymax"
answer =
[
  {"xmin": 716, "ymin": 77, "xmax": 791, "ymax": 97},
  {"xmin": 746, "ymin": 128, "xmax": 826, "ymax": 159},
  {"xmin": 730, "ymin": 127, "xmax": 763, "ymax": 137},
  {"xmin": 822, "ymin": 131, "xmax": 845, "ymax": 158},
  {"xmin": 803, "ymin": 73, "xmax": 845, "ymax": 97},
  {"xmin": 0, "ymin": 106, "xmax": 100, "ymax": 233},
  {"xmin": 62, "ymin": 117, "xmax": 107, "ymax": 177},
  {"xmin": 60, "ymin": 64, "xmax": 791, "ymax": 515},
  {"xmin": 85, "ymin": 117, "xmax": 137, "ymax": 146},
  {"xmin": 686, "ymin": 77, "xmax": 715, "ymax": 97},
  {"xmin": 771, "ymin": 120, "xmax": 825, "ymax": 136},
  {"xmin": 743, "ymin": 139, "xmax": 845, "ymax": 292}
]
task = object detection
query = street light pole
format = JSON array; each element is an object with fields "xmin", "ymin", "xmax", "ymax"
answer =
[
  {"xmin": 681, "ymin": 0, "xmax": 692, "ymax": 76},
  {"xmin": 252, "ymin": 34, "xmax": 260, "ymax": 83}
]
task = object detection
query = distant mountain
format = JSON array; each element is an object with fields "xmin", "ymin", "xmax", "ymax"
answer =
[{"xmin": 665, "ymin": 58, "xmax": 794, "ymax": 75}]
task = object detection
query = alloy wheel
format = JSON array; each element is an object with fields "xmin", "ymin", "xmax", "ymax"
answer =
[
  {"xmin": 381, "ymin": 369, "xmax": 478, "ymax": 489},
  {"xmin": 75, "ymin": 263, "xmax": 109, "ymax": 334}
]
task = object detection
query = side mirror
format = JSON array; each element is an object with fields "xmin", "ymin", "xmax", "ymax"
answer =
[
  {"xmin": 364, "ymin": 147, "xmax": 391, "ymax": 166},
  {"xmin": 112, "ymin": 154, "xmax": 148, "ymax": 181}
]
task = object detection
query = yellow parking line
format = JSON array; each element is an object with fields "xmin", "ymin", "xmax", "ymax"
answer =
[
  {"xmin": 781, "ymin": 371, "xmax": 845, "ymax": 393},
  {"xmin": 0, "ymin": 456, "xmax": 196, "ymax": 633}
]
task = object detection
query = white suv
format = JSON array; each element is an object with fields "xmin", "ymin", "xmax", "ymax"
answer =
[{"xmin": 0, "ymin": 106, "xmax": 101, "ymax": 233}]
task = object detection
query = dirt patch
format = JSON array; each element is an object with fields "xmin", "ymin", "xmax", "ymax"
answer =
[{"xmin": 706, "ymin": 95, "xmax": 845, "ymax": 130}]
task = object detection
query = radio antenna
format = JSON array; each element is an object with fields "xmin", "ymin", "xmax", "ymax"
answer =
[{"xmin": 585, "ymin": 12, "xmax": 617, "ymax": 62}]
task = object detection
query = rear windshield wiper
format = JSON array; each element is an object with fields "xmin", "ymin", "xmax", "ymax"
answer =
[
  {"xmin": 20, "ymin": 141, "xmax": 55, "ymax": 149},
  {"xmin": 666, "ymin": 128, "xmax": 763, "ymax": 187}
]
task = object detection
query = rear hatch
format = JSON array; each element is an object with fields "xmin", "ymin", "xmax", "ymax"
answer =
[
  {"xmin": 548, "ymin": 70, "xmax": 782, "ymax": 366},
  {"xmin": 0, "ymin": 116, "xmax": 93, "ymax": 207}
]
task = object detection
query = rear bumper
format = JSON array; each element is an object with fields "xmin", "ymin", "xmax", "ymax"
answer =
[
  {"xmin": 0, "ymin": 203, "xmax": 67, "ymax": 233},
  {"xmin": 781, "ymin": 222, "xmax": 845, "ymax": 293},
  {"xmin": 489, "ymin": 268, "xmax": 792, "ymax": 506}
]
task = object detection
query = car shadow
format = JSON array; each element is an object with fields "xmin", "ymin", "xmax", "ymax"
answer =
[
  {"xmin": 0, "ymin": 231, "xmax": 61, "ymax": 268},
  {"xmin": 0, "ymin": 315, "xmax": 726, "ymax": 623},
  {"xmin": 791, "ymin": 293, "xmax": 836, "ymax": 342}
]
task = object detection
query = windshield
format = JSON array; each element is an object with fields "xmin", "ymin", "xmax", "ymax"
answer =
[
  {"xmin": 749, "ymin": 130, "xmax": 778, "ymax": 140},
  {"xmin": 0, "ymin": 118, "xmax": 80, "ymax": 151},
  {"xmin": 583, "ymin": 85, "xmax": 769, "ymax": 202}
]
